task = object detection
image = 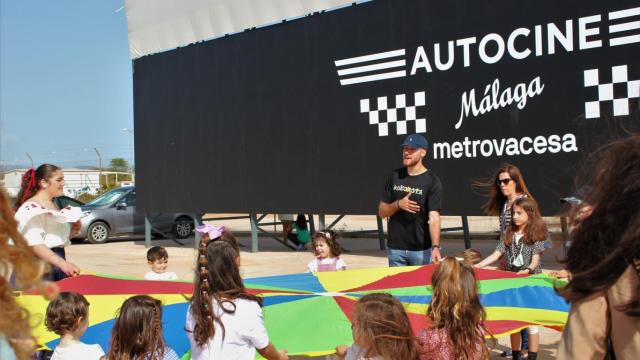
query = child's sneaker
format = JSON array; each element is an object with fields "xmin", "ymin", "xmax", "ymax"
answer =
[{"xmin": 297, "ymin": 243, "xmax": 307, "ymax": 251}]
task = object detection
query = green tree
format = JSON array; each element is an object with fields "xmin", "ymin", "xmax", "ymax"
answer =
[{"xmin": 108, "ymin": 158, "xmax": 129, "ymax": 172}]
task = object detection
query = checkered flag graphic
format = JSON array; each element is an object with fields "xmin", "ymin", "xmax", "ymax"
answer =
[
  {"xmin": 359, "ymin": 91, "xmax": 426, "ymax": 136},
  {"xmin": 584, "ymin": 65, "xmax": 640, "ymax": 118}
]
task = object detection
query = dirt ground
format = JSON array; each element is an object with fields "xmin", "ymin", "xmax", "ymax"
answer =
[{"xmin": 66, "ymin": 215, "xmax": 565, "ymax": 359}]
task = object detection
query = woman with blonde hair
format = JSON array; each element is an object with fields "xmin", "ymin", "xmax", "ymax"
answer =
[
  {"xmin": 418, "ymin": 257, "xmax": 490, "ymax": 360},
  {"xmin": 1, "ymin": 186, "xmax": 52, "ymax": 360}
]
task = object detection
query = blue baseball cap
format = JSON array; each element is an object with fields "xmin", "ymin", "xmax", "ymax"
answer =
[{"xmin": 401, "ymin": 134, "xmax": 428, "ymax": 150}]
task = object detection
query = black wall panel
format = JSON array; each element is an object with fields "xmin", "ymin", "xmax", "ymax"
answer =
[{"xmin": 134, "ymin": 0, "xmax": 640, "ymax": 214}]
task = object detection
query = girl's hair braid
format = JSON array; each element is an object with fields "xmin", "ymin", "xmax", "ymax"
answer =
[
  {"xmin": 198, "ymin": 237, "xmax": 212, "ymax": 320},
  {"xmin": 195, "ymin": 234, "xmax": 215, "ymax": 342},
  {"xmin": 151, "ymin": 301, "xmax": 164, "ymax": 360},
  {"xmin": 106, "ymin": 295, "xmax": 167, "ymax": 360}
]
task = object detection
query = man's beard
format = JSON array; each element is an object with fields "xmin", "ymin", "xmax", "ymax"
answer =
[{"xmin": 403, "ymin": 157, "xmax": 421, "ymax": 167}]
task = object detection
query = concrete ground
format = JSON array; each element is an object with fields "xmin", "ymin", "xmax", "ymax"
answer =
[{"xmin": 66, "ymin": 215, "xmax": 566, "ymax": 359}]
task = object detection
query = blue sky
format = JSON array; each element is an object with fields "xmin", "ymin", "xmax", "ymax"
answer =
[{"xmin": 0, "ymin": 0, "xmax": 133, "ymax": 169}]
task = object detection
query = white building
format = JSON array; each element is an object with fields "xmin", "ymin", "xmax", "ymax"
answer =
[{"xmin": 3, "ymin": 168, "xmax": 102, "ymax": 198}]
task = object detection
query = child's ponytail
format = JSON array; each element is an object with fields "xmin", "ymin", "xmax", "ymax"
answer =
[
  {"xmin": 192, "ymin": 235, "xmax": 216, "ymax": 345},
  {"xmin": 14, "ymin": 168, "xmax": 36, "ymax": 210},
  {"xmin": 13, "ymin": 164, "xmax": 62, "ymax": 210}
]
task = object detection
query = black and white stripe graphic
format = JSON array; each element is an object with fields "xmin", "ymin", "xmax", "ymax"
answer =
[
  {"xmin": 334, "ymin": 49, "xmax": 406, "ymax": 86},
  {"xmin": 609, "ymin": 6, "xmax": 640, "ymax": 46}
]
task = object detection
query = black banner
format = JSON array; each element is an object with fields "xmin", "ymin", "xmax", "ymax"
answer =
[{"xmin": 133, "ymin": 0, "xmax": 640, "ymax": 214}]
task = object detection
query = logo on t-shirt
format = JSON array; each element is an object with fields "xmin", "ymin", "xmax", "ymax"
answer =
[{"xmin": 393, "ymin": 184, "xmax": 423, "ymax": 195}]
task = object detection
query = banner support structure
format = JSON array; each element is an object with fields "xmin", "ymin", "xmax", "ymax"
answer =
[
  {"xmin": 250, "ymin": 214, "xmax": 259, "ymax": 253},
  {"xmin": 194, "ymin": 214, "xmax": 202, "ymax": 248},
  {"xmin": 143, "ymin": 213, "xmax": 471, "ymax": 251},
  {"xmin": 462, "ymin": 215, "xmax": 472, "ymax": 249},
  {"xmin": 145, "ymin": 215, "xmax": 151, "ymax": 248},
  {"xmin": 143, "ymin": 214, "xmax": 186, "ymax": 248},
  {"xmin": 440, "ymin": 216, "xmax": 473, "ymax": 250},
  {"xmin": 377, "ymin": 215, "xmax": 386, "ymax": 250}
]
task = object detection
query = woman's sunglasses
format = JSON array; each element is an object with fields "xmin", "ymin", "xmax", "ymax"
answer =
[{"xmin": 496, "ymin": 178, "xmax": 513, "ymax": 186}]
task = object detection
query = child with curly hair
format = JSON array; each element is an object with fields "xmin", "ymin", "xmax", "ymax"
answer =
[{"xmin": 45, "ymin": 292, "xmax": 104, "ymax": 360}]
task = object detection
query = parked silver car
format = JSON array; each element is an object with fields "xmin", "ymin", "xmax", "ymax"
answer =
[{"xmin": 75, "ymin": 186, "xmax": 195, "ymax": 244}]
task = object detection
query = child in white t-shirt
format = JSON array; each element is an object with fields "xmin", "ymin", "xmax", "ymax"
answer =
[
  {"xmin": 306, "ymin": 230, "xmax": 347, "ymax": 273},
  {"xmin": 186, "ymin": 240, "xmax": 288, "ymax": 360},
  {"xmin": 144, "ymin": 246, "xmax": 178, "ymax": 280},
  {"xmin": 45, "ymin": 292, "xmax": 104, "ymax": 360}
]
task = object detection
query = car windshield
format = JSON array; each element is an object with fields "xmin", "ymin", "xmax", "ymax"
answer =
[
  {"xmin": 55, "ymin": 196, "xmax": 84, "ymax": 208},
  {"xmin": 85, "ymin": 188, "xmax": 130, "ymax": 207}
]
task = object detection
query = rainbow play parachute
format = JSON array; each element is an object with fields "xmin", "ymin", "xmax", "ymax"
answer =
[{"xmin": 18, "ymin": 265, "xmax": 568, "ymax": 358}]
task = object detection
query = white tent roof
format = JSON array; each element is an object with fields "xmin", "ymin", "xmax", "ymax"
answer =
[{"xmin": 125, "ymin": 0, "xmax": 361, "ymax": 59}]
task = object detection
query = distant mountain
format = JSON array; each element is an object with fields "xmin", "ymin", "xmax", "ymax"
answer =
[
  {"xmin": 1, "ymin": 164, "xmax": 30, "ymax": 172},
  {"xmin": 1, "ymin": 164, "xmax": 99, "ymax": 172}
]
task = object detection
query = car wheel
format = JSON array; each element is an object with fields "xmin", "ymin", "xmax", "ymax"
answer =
[
  {"xmin": 87, "ymin": 221, "xmax": 110, "ymax": 244},
  {"xmin": 173, "ymin": 217, "xmax": 193, "ymax": 238}
]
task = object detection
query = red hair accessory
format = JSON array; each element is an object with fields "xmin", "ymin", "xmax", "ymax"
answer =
[{"xmin": 19, "ymin": 168, "xmax": 36, "ymax": 206}]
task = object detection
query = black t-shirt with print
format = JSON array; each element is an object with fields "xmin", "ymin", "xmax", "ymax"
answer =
[{"xmin": 381, "ymin": 167, "xmax": 443, "ymax": 251}]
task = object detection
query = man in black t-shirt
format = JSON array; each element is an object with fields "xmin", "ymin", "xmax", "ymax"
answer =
[{"xmin": 378, "ymin": 134, "xmax": 442, "ymax": 266}]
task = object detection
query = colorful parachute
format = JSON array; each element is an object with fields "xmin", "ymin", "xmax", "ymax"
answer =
[{"xmin": 18, "ymin": 266, "xmax": 568, "ymax": 358}]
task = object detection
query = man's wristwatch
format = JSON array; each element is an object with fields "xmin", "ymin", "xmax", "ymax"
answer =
[
  {"xmin": 527, "ymin": 267, "xmax": 535, "ymax": 274},
  {"xmin": 431, "ymin": 244, "xmax": 441, "ymax": 251}
]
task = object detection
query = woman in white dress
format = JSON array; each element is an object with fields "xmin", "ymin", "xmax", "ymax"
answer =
[{"xmin": 14, "ymin": 164, "xmax": 81, "ymax": 281}]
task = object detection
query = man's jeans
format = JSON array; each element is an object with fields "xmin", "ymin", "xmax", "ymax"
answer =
[{"xmin": 388, "ymin": 248, "xmax": 433, "ymax": 267}]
